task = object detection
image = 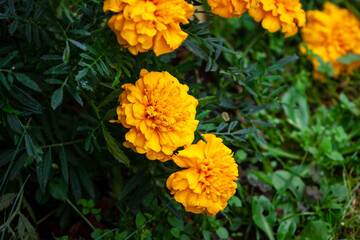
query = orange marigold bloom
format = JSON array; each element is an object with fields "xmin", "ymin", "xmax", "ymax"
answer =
[
  {"xmin": 207, "ymin": 0, "xmax": 259, "ymax": 19},
  {"xmin": 248, "ymin": 0, "xmax": 306, "ymax": 37},
  {"xmin": 103, "ymin": 0, "xmax": 194, "ymax": 56},
  {"xmin": 301, "ymin": 2, "xmax": 360, "ymax": 78},
  {"xmin": 111, "ymin": 69, "xmax": 199, "ymax": 162},
  {"xmin": 166, "ymin": 134, "xmax": 239, "ymax": 216}
]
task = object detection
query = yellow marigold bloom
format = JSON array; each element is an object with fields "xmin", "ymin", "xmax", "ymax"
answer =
[
  {"xmin": 103, "ymin": 0, "xmax": 194, "ymax": 56},
  {"xmin": 301, "ymin": 2, "xmax": 360, "ymax": 78},
  {"xmin": 111, "ymin": 69, "xmax": 199, "ymax": 162},
  {"xmin": 166, "ymin": 134, "xmax": 239, "ymax": 216},
  {"xmin": 207, "ymin": 0, "xmax": 259, "ymax": 19},
  {"xmin": 248, "ymin": 0, "xmax": 306, "ymax": 37}
]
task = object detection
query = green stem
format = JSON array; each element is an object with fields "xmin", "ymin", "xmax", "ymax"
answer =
[
  {"xmin": 40, "ymin": 139, "xmax": 84, "ymax": 149},
  {"xmin": 66, "ymin": 198, "xmax": 96, "ymax": 231}
]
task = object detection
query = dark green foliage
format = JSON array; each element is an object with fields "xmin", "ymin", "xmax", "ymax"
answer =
[{"xmin": 0, "ymin": 0, "xmax": 359, "ymax": 239}]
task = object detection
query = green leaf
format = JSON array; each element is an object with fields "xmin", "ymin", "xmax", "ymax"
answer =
[
  {"xmin": 78, "ymin": 167, "xmax": 95, "ymax": 198},
  {"xmin": 171, "ymin": 228, "xmax": 181, "ymax": 238},
  {"xmin": 25, "ymin": 134, "xmax": 39, "ymax": 159},
  {"xmin": 202, "ymin": 230, "xmax": 211, "ymax": 240},
  {"xmin": 198, "ymin": 96, "xmax": 216, "ymax": 107},
  {"xmin": 51, "ymin": 87, "xmax": 64, "ymax": 110},
  {"xmin": 271, "ymin": 170, "xmax": 305, "ymax": 200},
  {"xmin": 282, "ymin": 87, "xmax": 309, "ymax": 129},
  {"xmin": 60, "ymin": 148, "xmax": 68, "ymax": 184},
  {"xmin": 300, "ymin": 221, "xmax": 328, "ymax": 240},
  {"xmin": 69, "ymin": 39, "xmax": 87, "ymax": 51},
  {"xmin": 63, "ymin": 41, "xmax": 70, "ymax": 65},
  {"xmin": 337, "ymin": 53, "xmax": 360, "ymax": 64},
  {"xmin": 14, "ymin": 73, "xmax": 41, "ymax": 92},
  {"xmin": 69, "ymin": 168, "xmax": 82, "ymax": 201},
  {"xmin": 18, "ymin": 214, "xmax": 37, "ymax": 240},
  {"xmin": 0, "ymin": 50, "xmax": 18, "ymax": 67},
  {"xmin": 252, "ymin": 196, "xmax": 276, "ymax": 240},
  {"xmin": 167, "ymin": 215, "xmax": 184, "ymax": 231},
  {"xmin": 48, "ymin": 181, "xmax": 67, "ymax": 201},
  {"xmin": 66, "ymin": 85, "xmax": 83, "ymax": 106},
  {"xmin": 277, "ymin": 221, "xmax": 296, "ymax": 240},
  {"xmin": 326, "ymin": 151, "xmax": 344, "ymax": 162},
  {"xmin": 75, "ymin": 68, "xmax": 89, "ymax": 81},
  {"xmin": 101, "ymin": 122, "xmax": 130, "ymax": 166},
  {"xmin": 0, "ymin": 72, "xmax": 10, "ymax": 90},
  {"xmin": 136, "ymin": 211, "xmax": 146, "ymax": 228},
  {"xmin": 215, "ymin": 227, "xmax": 229, "ymax": 239},
  {"xmin": 36, "ymin": 148, "xmax": 52, "ymax": 192},
  {"xmin": 0, "ymin": 193, "xmax": 17, "ymax": 211},
  {"xmin": 9, "ymin": 154, "xmax": 27, "ymax": 180},
  {"xmin": 9, "ymin": 19, "xmax": 18, "ymax": 35},
  {"xmin": 268, "ymin": 54, "xmax": 298, "ymax": 72},
  {"xmin": 7, "ymin": 114, "xmax": 22, "ymax": 134},
  {"xmin": 25, "ymin": 23, "xmax": 32, "ymax": 42},
  {"xmin": 228, "ymin": 196, "xmax": 242, "ymax": 207}
]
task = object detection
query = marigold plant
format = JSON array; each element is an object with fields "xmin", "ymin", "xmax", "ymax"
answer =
[
  {"xmin": 207, "ymin": 0, "xmax": 259, "ymax": 19},
  {"xmin": 166, "ymin": 134, "xmax": 239, "ymax": 216},
  {"xmin": 111, "ymin": 69, "xmax": 199, "ymax": 162},
  {"xmin": 103, "ymin": 0, "xmax": 194, "ymax": 56},
  {"xmin": 301, "ymin": 2, "xmax": 360, "ymax": 78},
  {"xmin": 248, "ymin": 0, "xmax": 306, "ymax": 37}
]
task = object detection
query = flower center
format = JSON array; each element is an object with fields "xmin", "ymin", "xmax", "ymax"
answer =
[{"xmin": 144, "ymin": 87, "xmax": 181, "ymax": 131}]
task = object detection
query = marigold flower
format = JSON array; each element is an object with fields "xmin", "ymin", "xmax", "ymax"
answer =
[
  {"xmin": 111, "ymin": 69, "xmax": 199, "ymax": 162},
  {"xmin": 103, "ymin": 0, "xmax": 194, "ymax": 56},
  {"xmin": 301, "ymin": 2, "xmax": 360, "ymax": 78},
  {"xmin": 248, "ymin": 0, "xmax": 306, "ymax": 37},
  {"xmin": 166, "ymin": 134, "xmax": 239, "ymax": 216},
  {"xmin": 207, "ymin": 0, "xmax": 259, "ymax": 19}
]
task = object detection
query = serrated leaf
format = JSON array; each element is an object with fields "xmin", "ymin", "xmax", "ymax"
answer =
[
  {"xmin": 36, "ymin": 148, "xmax": 52, "ymax": 192},
  {"xmin": 51, "ymin": 87, "xmax": 63, "ymax": 110},
  {"xmin": 7, "ymin": 114, "xmax": 22, "ymax": 134},
  {"xmin": 9, "ymin": 154, "xmax": 27, "ymax": 181},
  {"xmin": 75, "ymin": 68, "xmax": 88, "ymax": 81},
  {"xmin": 25, "ymin": 134, "xmax": 38, "ymax": 158},
  {"xmin": 14, "ymin": 73, "xmax": 41, "ymax": 92},
  {"xmin": 0, "ymin": 193, "xmax": 17, "ymax": 211},
  {"xmin": 247, "ymin": 104, "xmax": 268, "ymax": 115},
  {"xmin": 69, "ymin": 38, "xmax": 87, "ymax": 51},
  {"xmin": 101, "ymin": 122, "xmax": 130, "ymax": 166},
  {"xmin": 18, "ymin": 214, "xmax": 37, "ymax": 240}
]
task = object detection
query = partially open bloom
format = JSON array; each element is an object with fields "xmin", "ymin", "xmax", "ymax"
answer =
[
  {"xmin": 166, "ymin": 134, "xmax": 239, "ymax": 216},
  {"xmin": 111, "ymin": 69, "xmax": 198, "ymax": 162},
  {"xmin": 207, "ymin": 0, "xmax": 259, "ymax": 19},
  {"xmin": 103, "ymin": 0, "xmax": 194, "ymax": 56},
  {"xmin": 248, "ymin": 0, "xmax": 306, "ymax": 37},
  {"xmin": 301, "ymin": 2, "xmax": 360, "ymax": 78}
]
